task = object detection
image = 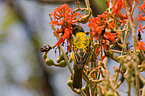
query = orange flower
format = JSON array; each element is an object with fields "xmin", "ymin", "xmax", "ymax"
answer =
[
  {"xmin": 135, "ymin": 0, "xmax": 140, "ymax": 3},
  {"xmin": 110, "ymin": 0, "xmax": 135, "ymax": 23},
  {"xmin": 137, "ymin": 1, "xmax": 145, "ymax": 23},
  {"xmin": 88, "ymin": 11, "xmax": 107, "ymax": 40},
  {"xmin": 112, "ymin": 0, "xmax": 125, "ymax": 15},
  {"xmin": 88, "ymin": 11, "xmax": 119, "ymax": 43},
  {"xmin": 138, "ymin": 1, "xmax": 145, "ymax": 13},
  {"xmin": 137, "ymin": 13, "xmax": 145, "ymax": 22},
  {"xmin": 136, "ymin": 41, "xmax": 145, "ymax": 51},
  {"xmin": 104, "ymin": 31, "xmax": 119, "ymax": 43},
  {"xmin": 62, "ymin": 28, "xmax": 72, "ymax": 39},
  {"xmin": 109, "ymin": 0, "xmax": 140, "ymax": 23},
  {"xmin": 54, "ymin": 28, "xmax": 72, "ymax": 46},
  {"xmin": 89, "ymin": 11, "xmax": 119, "ymax": 57},
  {"xmin": 53, "ymin": 28, "xmax": 62, "ymax": 36},
  {"xmin": 50, "ymin": 4, "xmax": 81, "ymax": 28},
  {"xmin": 118, "ymin": 11, "xmax": 128, "ymax": 23},
  {"xmin": 54, "ymin": 37, "xmax": 63, "ymax": 46},
  {"xmin": 137, "ymin": 23, "xmax": 145, "ymax": 33},
  {"xmin": 50, "ymin": 4, "xmax": 81, "ymax": 50},
  {"xmin": 137, "ymin": 1, "xmax": 145, "ymax": 35}
]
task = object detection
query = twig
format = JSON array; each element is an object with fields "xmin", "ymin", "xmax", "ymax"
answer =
[
  {"xmin": 80, "ymin": 88, "xmax": 87, "ymax": 96},
  {"xmin": 125, "ymin": 1, "xmax": 139, "ymax": 95}
]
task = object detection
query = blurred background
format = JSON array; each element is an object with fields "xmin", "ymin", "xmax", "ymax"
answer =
[{"xmin": 0, "ymin": 0, "xmax": 143, "ymax": 96}]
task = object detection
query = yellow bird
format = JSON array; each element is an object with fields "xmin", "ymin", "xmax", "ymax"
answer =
[{"xmin": 71, "ymin": 24, "xmax": 91, "ymax": 89}]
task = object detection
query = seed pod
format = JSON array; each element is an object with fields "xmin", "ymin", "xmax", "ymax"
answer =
[
  {"xmin": 45, "ymin": 59, "xmax": 54, "ymax": 66},
  {"xmin": 57, "ymin": 54, "xmax": 64, "ymax": 63},
  {"xmin": 67, "ymin": 80, "xmax": 73, "ymax": 87},
  {"xmin": 59, "ymin": 60, "xmax": 67, "ymax": 68}
]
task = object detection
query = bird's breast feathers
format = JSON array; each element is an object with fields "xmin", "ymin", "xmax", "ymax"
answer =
[
  {"xmin": 73, "ymin": 32, "xmax": 90, "ymax": 52},
  {"xmin": 73, "ymin": 32, "xmax": 91, "ymax": 69}
]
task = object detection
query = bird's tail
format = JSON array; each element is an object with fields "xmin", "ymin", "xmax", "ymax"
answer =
[{"xmin": 73, "ymin": 68, "xmax": 83, "ymax": 89}]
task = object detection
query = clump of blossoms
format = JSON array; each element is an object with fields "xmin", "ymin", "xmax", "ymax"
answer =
[
  {"xmin": 136, "ymin": 1, "xmax": 145, "ymax": 51},
  {"xmin": 49, "ymin": 4, "xmax": 82, "ymax": 50},
  {"xmin": 136, "ymin": 41, "xmax": 145, "ymax": 51},
  {"xmin": 88, "ymin": 11, "xmax": 119, "ymax": 42},
  {"xmin": 88, "ymin": 11, "xmax": 119, "ymax": 58},
  {"xmin": 40, "ymin": 1, "xmax": 145, "ymax": 96}
]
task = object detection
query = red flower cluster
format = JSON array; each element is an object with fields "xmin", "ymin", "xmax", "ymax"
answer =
[
  {"xmin": 111, "ymin": 0, "xmax": 125, "ymax": 15},
  {"xmin": 136, "ymin": 41, "xmax": 145, "ymax": 51},
  {"xmin": 49, "ymin": 4, "xmax": 81, "ymax": 49},
  {"xmin": 88, "ymin": 11, "xmax": 119, "ymax": 43},
  {"xmin": 88, "ymin": 11, "xmax": 119, "ymax": 60},
  {"xmin": 136, "ymin": 1, "xmax": 145, "ymax": 52},
  {"xmin": 137, "ymin": 1, "xmax": 145, "ymax": 33},
  {"xmin": 54, "ymin": 28, "xmax": 72, "ymax": 47},
  {"xmin": 137, "ymin": 23, "xmax": 145, "ymax": 33},
  {"xmin": 138, "ymin": 1, "xmax": 145, "ymax": 13},
  {"xmin": 88, "ymin": 14, "xmax": 107, "ymax": 40},
  {"xmin": 110, "ymin": 0, "xmax": 140, "ymax": 23},
  {"xmin": 111, "ymin": 0, "xmax": 128, "ymax": 23},
  {"xmin": 50, "ymin": 4, "xmax": 81, "ymax": 28}
]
